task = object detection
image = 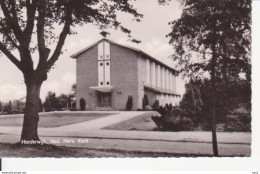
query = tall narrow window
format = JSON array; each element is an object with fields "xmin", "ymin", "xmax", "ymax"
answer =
[{"xmin": 98, "ymin": 41, "xmax": 111, "ymax": 86}]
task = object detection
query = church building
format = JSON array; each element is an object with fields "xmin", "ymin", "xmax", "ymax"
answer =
[{"xmin": 71, "ymin": 38, "xmax": 181, "ymax": 111}]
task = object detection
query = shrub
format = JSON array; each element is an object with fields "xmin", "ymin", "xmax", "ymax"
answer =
[
  {"xmin": 225, "ymin": 113, "xmax": 251, "ymax": 132},
  {"xmin": 142, "ymin": 94, "xmax": 149, "ymax": 109},
  {"xmin": 151, "ymin": 108, "xmax": 195, "ymax": 131},
  {"xmin": 79, "ymin": 98, "xmax": 86, "ymax": 111},
  {"xmin": 126, "ymin": 95, "xmax": 133, "ymax": 111},
  {"xmin": 152, "ymin": 100, "xmax": 160, "ymax": 110},
  {"xmin": 69, "ymin": 108, "xmax": 77, "ymax": 111},
  {"xmin": 224, "ymin": 104, "xmax": 251, "ymax": 132}
]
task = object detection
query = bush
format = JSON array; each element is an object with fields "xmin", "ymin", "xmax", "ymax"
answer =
[
  {"xmin": 224, "ymin": 104, "xmax": 251, "ymax": 132},
  {"xmin": 126, "ymin": 95, "xmax": 133, "ymax": 111},
  {"xmin": 151, "ymin": 108, "xmax": 195, "ymax": 131},
  {"xmin": 79, "ymin": 98, "xmax": 86, "ymax": 111},
  {"xmin": 225, "ymin": 113, "xmax": 251, "ymax": 132},
  {"xmin": 152, "ymin": 100, "xmax": 160, "ymax": 110},
  {"xmin": 142, "ymin": 94, "xmax": 149, "ymax": 109},
  {"xmin": 69, "ymin": 108, "xmax": 77, "ymax": 111}
]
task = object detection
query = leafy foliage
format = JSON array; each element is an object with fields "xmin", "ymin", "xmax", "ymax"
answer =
[
  {"xmin": 167, "ymin": 0, "xmax": 251, "ymax": 156},
  {"xmin": 179, "ymin": 79, "xmax": 251, "ymax": 125},
  {"xmin": 0, "ymin": 101, "xmax": 2, "ymax": 112},
  {"xmin": 79, "ymin": 98, "xmax": 86, "ymax": 111},
  {"xmin": 142, "ymin": 94, "xmax": 149, "ymax": 109},
  {"xmin": 168, "ymin": 0, "xmax": 251, "ymax": 80},
  {"xmin": 152, "ymin": 106, "xmax": 194, "ymax": 131},
  {"xmin": 152, "ymin": 100, "xmax": 160, "ymax": 110},
  {"xmin": 0, "ymin": 0, "xmax": 143, "ymax": 140},
  {"xmin": 43, "ymin": 84, "xmax": 77, "ymax": 111},
  {"xmin": 225, "ymin": 104, "xmax": 251, "ymax": 132},
  {"xmin": 180, "ymin": 79, "xmax": 203, "ymax": 116},
  {"xmin": 43, "ymin": 91, "xmax": 59, "ymax": 111},
  {"xmin": 225, "ymin": 114, "xmax": 251, "ymax": 132},
  {"xmin": 0, "ymin": 0, "xmax": 143, "ymax": 82}
]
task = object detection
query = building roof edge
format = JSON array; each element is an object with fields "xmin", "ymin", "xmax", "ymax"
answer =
[{"xmin": 70, "ymin": 38, "xmax": 179, "ymax": 73}]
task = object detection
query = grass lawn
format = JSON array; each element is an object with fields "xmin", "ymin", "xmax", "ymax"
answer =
[
  {"xmin": 0, "ymin": 113, "xmax": 115, "ymax": 128},
  {"xmin": 104, "ymin": 111, "xmax": 159, "ymax": 131},
  {"xmin": 0, "ymin": 142, "xmax": 215, "ymax": 157},
  {"xmin": 104, "ymin": 112, "xmax": 227, "ymax": 132}
]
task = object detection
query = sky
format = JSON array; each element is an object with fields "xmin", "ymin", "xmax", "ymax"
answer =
[{"xmin": 0, "ymin": 0, "xmax": 185, "ymax": 102}]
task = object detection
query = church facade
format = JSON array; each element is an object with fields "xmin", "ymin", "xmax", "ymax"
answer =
[{"xmin": 71, "ymin": 39, "xmax": 181, "ymax": 111}]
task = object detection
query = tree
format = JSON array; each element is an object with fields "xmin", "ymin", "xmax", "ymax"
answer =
[
  {"xmin": 180, "ymin": 79, "xmax": 203, "ymax": 118},
  {"xmin": 69, "ymin": 83, "xmax": 76, "ymax": 108},
  {"xmin": 142, "ymin": 94, "xmax": 149, "ymax": 110},
  {"xmin": 71, "ymin": 84, "xmax": 76, "ymax": 94},
  {"xmin": 39, "ymin": 99, "xmax": 43, "ymax": 112},
  {"xmin": 167, "ymin": 0, "xmax": 251, "ymax": 156},
  {"xmin": 3, "ymin": 104, "xmax": 9, "ymax": 114},
  {"xmin": 0, "ymin": 101, "xmax": 2, "ymax": 112},
  {"xmin": 8, "ymin": 100, "xmax": 12, "ymax": 114},
  {"xmin": 57, "ymin": 93, "xmax": 69, "ymax": 109},
  {"xmin": 126, "ymin": 95, "xmax": 133, "ymax": 111},
  {"xmin": 43, "ymin": 91, "xmax": 59, "ymax": 111},
  {"xmin": 68, "ymin": 93, "xmax": 76, "ymax": 109},
  {"xmin": 79, "ymin": 98, "xmax": 86, "ymax": 111},
  {"xmin": 0, "ymin": 0, "xmax": 142, "ymax": 141}
]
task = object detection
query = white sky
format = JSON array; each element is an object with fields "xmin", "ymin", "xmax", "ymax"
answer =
[{"xmin": 0, "ymin": 0, "xmax": 185, "ymax": 102}]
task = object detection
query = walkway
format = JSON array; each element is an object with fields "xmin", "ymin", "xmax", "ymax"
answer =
[
  {"xmin": 57, "ymin": 111, "xmax": 146, "ymax": 130},
  {"xmin": 0, "ymin": 111, "xmax": 251, "ymax": 156}
]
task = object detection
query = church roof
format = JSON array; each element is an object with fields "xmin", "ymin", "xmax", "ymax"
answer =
[{"xmin": 70, "ymin": 38, "xmax": 178, "ymax": 74}]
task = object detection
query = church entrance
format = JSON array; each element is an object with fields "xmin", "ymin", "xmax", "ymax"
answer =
[{"xmin": 97, "ymin": 92, "xmax": 112, "ymax": 107}]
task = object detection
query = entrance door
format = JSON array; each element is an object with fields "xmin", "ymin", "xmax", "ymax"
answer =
[{"xmin": 98, "ymin": 92, "xmax": 112, "ymax": 107}]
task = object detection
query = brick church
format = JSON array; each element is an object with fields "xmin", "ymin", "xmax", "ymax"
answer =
[{"xmin": 71, "ymin": 38, "xmax": 181, "ymax": 111}]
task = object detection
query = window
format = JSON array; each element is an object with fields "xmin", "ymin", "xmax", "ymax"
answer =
[
  {"xmin": 100, "ymin": 55, "xmax": 103, "ymax": 59},
  {"xmin": 106, "ymin": 55, "xmax": 109, "ymax": 58},
  {"xmin": 100, "ymin": 82, "xmax": 103, "ymax": 85},
  {"xmin": 106, "ymin": 62, "xmax": 109, "ymax": 66},
  {"xmin": 100, "ymin": 62, "xmax": 103, "ymax": 66},
  {"xmin": 107, "ymin": 82, "xmax": 110, "ymax": 85}
]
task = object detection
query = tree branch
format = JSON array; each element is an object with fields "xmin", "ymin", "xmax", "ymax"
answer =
[
  {"xmin": 46, "ymin": 9, "xmax": 73, "ymax": 72},
  {"xmin": 0, "ymin": 23, "xmax": 19, "ymax": 49},
  {"xmin": 0, "ymin": 42, "xmax": 22, "ymax": 71},
  {"xmin": 23, "ymin": 0, "xmax": 37, "ymax": 46},
  {"xmin": 35, "ymin": 0, "xmax": 50, "ymax": 75},
  {"xmin": 0, "ymin": 0, "xmax": 24, "ymax": 44}
]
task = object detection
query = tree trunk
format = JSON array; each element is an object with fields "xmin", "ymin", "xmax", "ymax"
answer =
[
  {"xmin": 211, "ymin": 19, "xmax": 219, "ymax": 156},
  {"xmin": 211, "ymin": 67, "xmax": 219, "ymax": 156},
  {"xmin": 21, "ymin": 80, "xmax": 43, "ymax": 141}
]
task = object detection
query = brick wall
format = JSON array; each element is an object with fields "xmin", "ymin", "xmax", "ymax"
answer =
[
  {"xmin": 76, "ymin": 42, "xmax": 139, "ymax": 110},
  {"xmin": 110, "ymin": 43, "xmax": 139, "ymax": 110},
  {"xmin": 76, "ymin": 45, "xmax": 98, "ymax": 110},
  {"xmin": 75, "ymin": 40, "xmax": 175, "ymax": 111}
]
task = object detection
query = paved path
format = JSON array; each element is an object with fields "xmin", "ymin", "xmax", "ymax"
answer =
[
  {"xmin": 0, "ymin": 111, "xmax": 251, "ymax": 156},
  {"xmin": 57, "ymin": 111, "xmax": 146, "ymax": 130},
  {"xmin": 0, "ymin": 126, "xmax": 251, "ymax": 144},
  {"xmin": 0, "ymin": 134, "xmax": 251, "ymax": 156}
]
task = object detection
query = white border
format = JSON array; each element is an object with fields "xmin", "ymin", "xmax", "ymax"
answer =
[{"xmin": 2, "ymin": 0, "xmax": 260, "ymax": 171}]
